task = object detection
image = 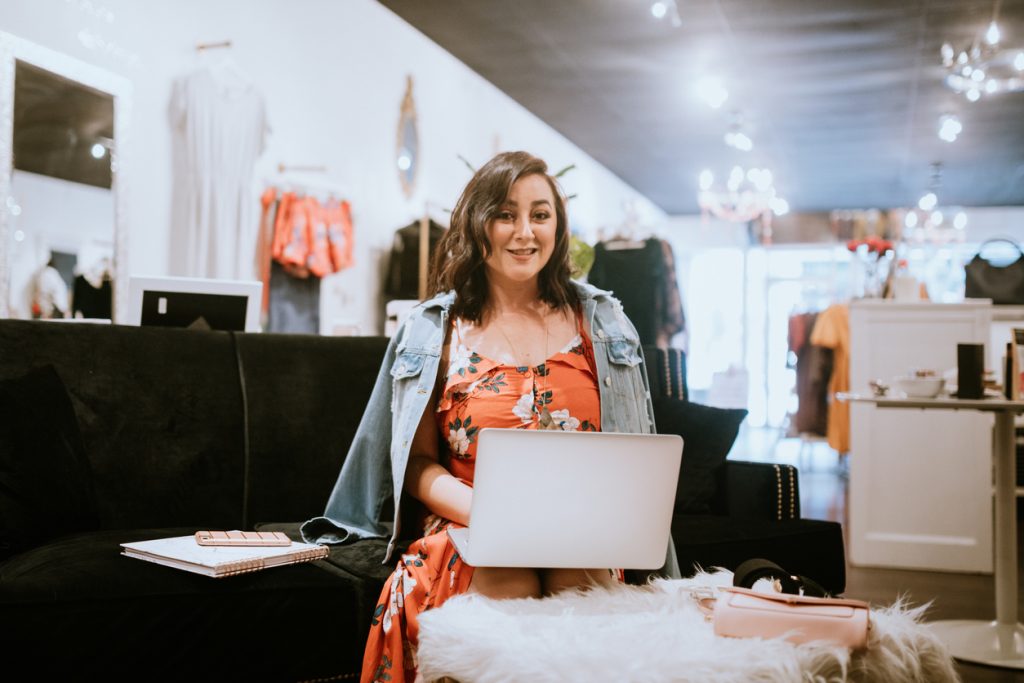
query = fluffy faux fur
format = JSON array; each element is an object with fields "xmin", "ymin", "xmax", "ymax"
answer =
[{"xmin": 416, "ymin": 570, "xmax": 958, "ymax": 683}]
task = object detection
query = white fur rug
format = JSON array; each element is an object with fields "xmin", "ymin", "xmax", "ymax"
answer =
[{"xmin": 416, "ymin": 570, "xmax": 959, "ymax": 683}]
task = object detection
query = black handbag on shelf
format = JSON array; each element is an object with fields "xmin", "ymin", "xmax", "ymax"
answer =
[{"xmin": 964, "ymin": 238, "xmax": 1024, "ymax": 305}]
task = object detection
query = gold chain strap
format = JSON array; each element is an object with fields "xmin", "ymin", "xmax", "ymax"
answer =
[
  {"xmin": 788, "ymin": 465, "xmax": 796, "ymax": 519},
  {"xmin": 773, "ymin": 464, "xmax": 783, "ymax": 521}
]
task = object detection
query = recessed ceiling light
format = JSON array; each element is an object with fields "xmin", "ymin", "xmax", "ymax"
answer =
[{"xmin": 694, "ymin": 77, "xmax": 728, "ymax": 109}]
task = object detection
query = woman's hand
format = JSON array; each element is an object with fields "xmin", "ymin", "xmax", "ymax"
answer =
[
  {"xmin": 406, "ymin": 454, "xmax": 472, "ymax": 526},
  {"xmin": 404, "ymin": 390, "xmax": 473, "ymax": 526}
]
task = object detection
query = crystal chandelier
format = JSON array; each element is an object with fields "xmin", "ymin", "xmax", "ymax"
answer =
[
  {"xmin": 941, "ymin": 1, "xmax": 1024, "ymax": 101},
  {"xmin": 697, "ymin": 166, "xmax": 788, "ymax": 223}
]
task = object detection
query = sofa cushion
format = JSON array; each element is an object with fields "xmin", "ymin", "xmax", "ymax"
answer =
[
  {"xmin": 653, "ymin": 398, "xmax": 747, "ymax": 514},
  {"xmin": 671, "ymin": 514, "xmax": 846, "ymax": 595},
  {"xmin": 0, "ymin": 527, "xmax": 386, "ymax": 679},
  {"xmin": 236, "ymin": 334, "xmax": 389, "ymax": 525},
  {"xmin": 0, "ymin": 364, "xmax": 98, "ymax": 560},
  {"xmin": 0, "ymin": 320, "xmax": 247, "ymax": 530}
]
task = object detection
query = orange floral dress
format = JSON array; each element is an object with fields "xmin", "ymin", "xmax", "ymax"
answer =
[{"xmin": 361, "ymin": 315, "xmax": 603, "ymax": 683}]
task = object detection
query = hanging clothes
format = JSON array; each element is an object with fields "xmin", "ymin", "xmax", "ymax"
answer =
[
  {"xmin": 257, "ymin": 186, "xmax": 355, "ymax": 334},
  {"xmin": 267, "ymin": 261, "xmax": 320, "ymax": 334},
  {"xmin": 72, "ymin": 276, "xmax": 112, "ymax": 320},
  {"xmin": 587, "ymin": 237, "xmax": 686, "ymax": 348},
  {"xmin": 30, "ymin": 264, "xmax": 69, "ymax": 319},
  {"xmin": 264, "ymin": 190, "xmax": 354, "ymax": 279},
  {"xmin": 71, "ymin": 242, "xmax": 113, "ymax": 320},
  {"xmin": 384, "ymin": 219, "xmax": 447, "ymax": 301},
  {"xmin": 325, "ymin": 199, "xmax": 355, "ymax": 273},
  {"xmin": 809, "ymin": 303, "xmax": 850, "ymax": 453},
  {"xmin": 171, "ymin": 62, "xmax": 268, "ymax": 280},
  {"xmin": 788, "ymin": 311, "xmax": 831, "ymax": 437}
]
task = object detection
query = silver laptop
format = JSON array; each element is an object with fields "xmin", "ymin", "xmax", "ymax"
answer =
[{"xmin": 447, "ymin": 428, "xmax": 683, "ymax": 569}]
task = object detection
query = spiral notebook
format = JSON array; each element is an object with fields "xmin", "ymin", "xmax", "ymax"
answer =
[{"xmin": 121, "ymin": 535, "xmax": 329, "ymax": 578}]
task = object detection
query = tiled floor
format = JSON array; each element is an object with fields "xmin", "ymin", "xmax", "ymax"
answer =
[{"xmin": 729, "ymin": 425, "xmax": 1024, "ymax": 682}]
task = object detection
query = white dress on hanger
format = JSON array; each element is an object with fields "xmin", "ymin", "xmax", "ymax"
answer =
[{"xmin": 171, "ymin": 61, "xmax": 268, "ymax": 280}]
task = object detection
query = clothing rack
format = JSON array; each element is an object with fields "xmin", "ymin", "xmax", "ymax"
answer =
[
  {"xmin": 277, "ymin": 163, "xmax": 328, "ymax": 174},
  {"xmin": 417, "ymin": 200, "xmax": 449, "ymax": 300},
  {"xmin": 266, "ymin": 164, "xmax": 347, "ymax": 199},
  {"xmin": 195, "ymin": 40, "xmax": 232, "ymax": 51}
]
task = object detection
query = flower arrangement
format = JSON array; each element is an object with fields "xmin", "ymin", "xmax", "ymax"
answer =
[
  {"xmin": 846, "ymin": 236, "xmax": 894, "ymax": 255},
  {"xmin": 847, "ymin": 236, "xmax": 895, "ymax": 297}
]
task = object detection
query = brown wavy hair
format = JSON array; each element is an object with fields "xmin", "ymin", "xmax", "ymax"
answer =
[{"xmin": 429, "ymin": 151, "xmax": 577, "ymax": 323}]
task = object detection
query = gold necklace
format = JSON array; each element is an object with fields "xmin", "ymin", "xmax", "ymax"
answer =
[{"xmin": 495, "ymin": 315, "xmax": 557, "ymax": 429}]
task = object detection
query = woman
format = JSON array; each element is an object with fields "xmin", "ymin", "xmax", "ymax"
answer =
[{"xmin": 301, "ymin": 151, "xmax": 678, "ymax": 683}]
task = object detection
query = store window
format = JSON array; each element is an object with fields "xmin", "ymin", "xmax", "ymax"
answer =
[{"xmin": 685, "ymin": 245, "xmax": 854, "ymax": 428}]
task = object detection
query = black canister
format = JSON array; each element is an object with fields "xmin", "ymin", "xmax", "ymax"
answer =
[{"xmin": 957, "ymin": 343, "xmax": 985, "ymax": 399}]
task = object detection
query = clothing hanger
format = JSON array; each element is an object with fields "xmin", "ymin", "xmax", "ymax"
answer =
[
  {"xmin": 266, "ymin": 164, "xmax": 348, "ymax": 200},
  {"xmin": 603, "ymin": 229, "xmax": 648, "ymax": 251},
  {"xmin": 195, "ymin": 39, "xmax": 254, "ymax": 89},
  {"xmin": 413, "ymin": 200, "xmax": 453, "ymax": 300},
  {"xmin": 602, "ymin": 208, "xmax": 650, "ymax": 250},
  {"xmin": 416, "ymin": 200, "xmax": 451, "ymax": 228}
]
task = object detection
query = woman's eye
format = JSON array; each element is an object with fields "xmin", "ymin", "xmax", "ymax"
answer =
[
  {"xmin": 533, "ymin": 211, "xmax": 551, "ymax": 221},
  {"xmin": 496, "ymin": 211, "xmax": 514, "ymax": 221}
]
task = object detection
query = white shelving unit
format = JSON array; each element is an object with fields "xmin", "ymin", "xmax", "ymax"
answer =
[{"xmin": 849, "ymin": 299, "xmax": 994, "ymax": 573}]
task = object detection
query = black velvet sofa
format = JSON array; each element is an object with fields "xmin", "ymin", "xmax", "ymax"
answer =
[{"xmin": 0, "ymin": 320, "xmax": 844, "ymax": 681}]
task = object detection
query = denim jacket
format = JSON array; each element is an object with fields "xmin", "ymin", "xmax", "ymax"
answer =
[{"xmin": 301, "ymin": 280, "xmax": 681, "ymax": 579}]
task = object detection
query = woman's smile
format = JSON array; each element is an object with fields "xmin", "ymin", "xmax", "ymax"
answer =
[{"xmin": 485, "ymin": 173, "xmax": 557, "ymax": 285}]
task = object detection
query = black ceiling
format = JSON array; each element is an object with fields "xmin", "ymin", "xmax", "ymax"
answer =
[{"xmin": 380, "ymin": 0, "xmax": 1024, "ymax": 215}]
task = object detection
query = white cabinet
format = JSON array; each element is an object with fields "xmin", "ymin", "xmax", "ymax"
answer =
[{"xmin": 849, "ymin": 300, "xmax": 993, "ymax": 573}]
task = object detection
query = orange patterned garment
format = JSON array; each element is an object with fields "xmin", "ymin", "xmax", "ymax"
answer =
[{"xmin": 361, "ymin": 316, "xmax": 602, "ymax": 683}]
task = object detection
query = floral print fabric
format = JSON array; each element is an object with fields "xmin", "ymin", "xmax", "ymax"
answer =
[{"xmin": 360, "ymin": 316, "xmax": 602, "ymax": 683}]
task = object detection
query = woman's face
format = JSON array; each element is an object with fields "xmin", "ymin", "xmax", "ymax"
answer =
[{"xmin": 484, "ymin": 173, "xmax": 557, "ymax": 288}]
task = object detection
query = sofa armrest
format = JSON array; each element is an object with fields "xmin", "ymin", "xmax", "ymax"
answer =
[{"xmin": 715, "ymin": 460, "xmax": 800, "ymax": 521}]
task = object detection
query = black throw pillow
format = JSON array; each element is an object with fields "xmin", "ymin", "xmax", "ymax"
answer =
[
  {"xmin": 653, "ymin": 398, "xmax": 747, "ymax": 514},
  {"xmin": 0, "ymin": 364, "xmax": 98, "ymax": 559}
]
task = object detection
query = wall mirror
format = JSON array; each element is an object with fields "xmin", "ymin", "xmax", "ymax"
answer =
[
  {"xmin": 0, "ymin": 31, "xmax": 131, "ymax": 321},
  {"xmin": 396, "ymin": 75, "xmax": 418, "ymax": 199}
]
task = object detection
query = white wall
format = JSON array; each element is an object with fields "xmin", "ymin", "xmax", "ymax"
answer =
[{"xmin": 3, "ymin": 0, "xmax": 665, "ymax": 333}]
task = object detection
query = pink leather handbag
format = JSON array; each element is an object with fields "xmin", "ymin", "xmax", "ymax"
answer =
[{"xmin": 712, "ymin": 586, "xmax": 870, "ymax": 649}]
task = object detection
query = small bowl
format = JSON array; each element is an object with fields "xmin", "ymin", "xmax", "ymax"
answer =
[{"xmin": 894, "ymin": 376, "xmax": 946, "ymax": 398}]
